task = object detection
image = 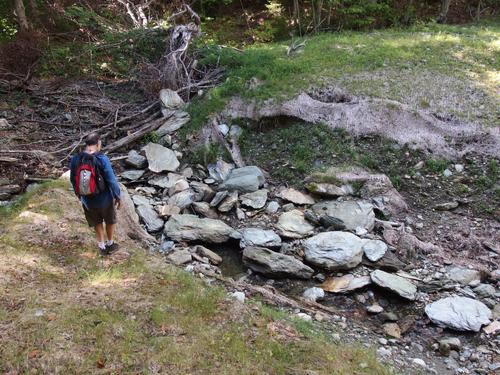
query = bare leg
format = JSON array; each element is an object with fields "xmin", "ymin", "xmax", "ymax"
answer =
[
  {"xmin": 105, "ymin": 223, "xmax": 115, "ymax": 242},
  {"xmin": 95, "ymin": 223, "xmax": 105, "ymax": 243}
]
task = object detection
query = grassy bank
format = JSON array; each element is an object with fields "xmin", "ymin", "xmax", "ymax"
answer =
[
  {"xmin": 185, "ymin": 21, "xmax": 499, "ymax": 134},
  {"xmin": 0, "ymin": 182, "xmax": 390, "ymax": 374}
]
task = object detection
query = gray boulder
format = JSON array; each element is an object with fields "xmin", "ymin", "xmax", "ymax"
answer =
[
  {"xmin": 192, "ymin": 202, "xmax": 218, "ymax": 219},
  {"xmin": 218, "ymin": 166, "xmax": 265, "ymax": 193},
  {"xmin": 312, "ymin": 200, "xmax": 375, "ymax": 232},
  {"xmin": 242, "ymin": 246, "xmax": 314, "ymax": 279},
  {"xmin": 276, "ymin": 188, "xmax": 315, "ymax": 205},
  {"xmin": 164, "ymin": 214, "xmax": 240, "ymax": 243},
  {"xmin": 447, "ymin": 266, "xmax": 481, "ymax": 285},
  {"xmin": 144, "ymin": 143, "xmax": 180, "ymax": 173},
  {"xmin": 276, "ymin": 210, "xmax": 315, "ymax": 239},
  {"xmin": 121, "ymin": 169, "xmax": 145, "ymax": 181},
  {"xmin": 208, "ymin": 160, "xmax": 234, "ymax": 183},
  {"xmin": 125, "ymin": 150, "xmax": 147, "ymax": 169},
  {"xmin": 240, "ymin": 189, "xmax": 268, "ymax": 209},
  {"xmin": 166, "ymin": 249, "xmax": 192, "ymax": 265},
  {"xmin": 218, "ymin": 191, "xmax": 238, "ymax": 212},
  {"xmin": 303, "ymin": 287, "xmax": 325, "ymax": 302},
  {"xmin": 240, "ymin": 228, "xmax": 282, "ymax": 249},
  {"xmin": 168, "ymin": 190, "xmax": 194, "ymax": 209},
  {"xmin": 370, "ymin": 270, "xmax": 417, "ymax": 300},
  {"xmin": 303, "ymin": 231, "xmax": 364, "ymax": 271},
  {"xmin": 425, "ymin": 296, "xmax": 492, "ymax": 332},
  {"xmin": 131, "ymin": 195, "xmax": 150, "ymax": 206},
  {"xmin": 159, "ymin": 88, "xmax": 184, "ymax": 110},
  {"xmin": 136, "ymin": 204, "xmax": 164, "ymax": 232}
]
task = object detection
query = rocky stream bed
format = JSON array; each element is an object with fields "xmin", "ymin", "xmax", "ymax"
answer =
[{"xmin": 110, "ymin": 124, "xmax": 500, "ymax": 375}]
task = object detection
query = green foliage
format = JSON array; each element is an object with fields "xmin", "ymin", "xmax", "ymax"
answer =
[
  {"xmin": 331, "ymin": 0, "xmax": 396, "ymax": 30},
  {"xmin": 0, "ymin": 17, "xmax": 16, "ymax": 42},
  {"xmin": 425, "ymin": 158, "xmax": 449, "ymax": 173},
  {"xmin": 142, "ymin": 131, "xmax": 160, "ymax": 144},
  {"xmin": 38, "ymin": 28, "xmax": 168, "ymax": 78}
]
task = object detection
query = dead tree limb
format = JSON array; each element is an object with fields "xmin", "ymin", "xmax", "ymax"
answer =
[
  {"xmin": 104, "ymin": 116, "xmax": 166, "ymax": 153},
  {"xmin": 211, "ymin": 118, "xmax": 245, "ymax": 168}
]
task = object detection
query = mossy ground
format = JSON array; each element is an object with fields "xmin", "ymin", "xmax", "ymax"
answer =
[{"xmin": 0, "ymin": 181, "xmax": 390, "ymax": 374}]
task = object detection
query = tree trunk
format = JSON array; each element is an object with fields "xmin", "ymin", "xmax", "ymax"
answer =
[
  {"xmin": 313, "ymin": 0, "xmax": 323, "ymax": 33},
  {"xmin": 437, "ymin": 0, "xmax": 451, "ymax": 23},
  {"xmin": 14, "ymin": 0, "xmax": 30, "ymax": 32}
]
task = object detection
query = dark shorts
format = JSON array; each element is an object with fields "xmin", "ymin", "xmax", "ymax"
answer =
[{"xmin": 82, "ymin": 203, "xmax": 117, "ymax": 227}]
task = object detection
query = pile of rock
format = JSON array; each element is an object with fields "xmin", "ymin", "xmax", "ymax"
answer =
[{"xmin": 118, "ymin": 149, "xmax": 498, "ymax": 342}]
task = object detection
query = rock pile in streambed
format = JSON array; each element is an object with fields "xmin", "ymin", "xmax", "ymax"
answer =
[{"xmin": 116, "ymin": 129, "xmax": 498, "ymax": 373}]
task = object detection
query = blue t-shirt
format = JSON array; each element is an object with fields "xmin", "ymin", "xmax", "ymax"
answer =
[{"xmin": 70, "ymin": 152, "xmax": 121, "ymax": 209}]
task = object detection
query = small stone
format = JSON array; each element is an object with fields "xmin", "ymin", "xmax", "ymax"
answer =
[
  {"xmin": 210, "ymin": 191, "xmax": 228, "ymax": 207},
  {"xmin": 378, "ymin": 338, "xmax": 388, "ymax": 345},
  {"xmin": 412, "ymin": 358, "xmax": 426, "ymax": 368},
  {"xmin": 454, "ymin": 164, "xmax": 464, "ymax": 173},
  {"xmin": 473, "ymin": 283, "xmax": 496, "ymax": 298},
  {"xmin": 159, "ymin": 240, "xmax": 174, "ymax": 253},
  {"xmin": 265, "ymin": 201, "xmax": 280, "ymax": 214},
  {"xmin": 218, "ymin": 191, "xmax": 238, "ymax": 212},
  {"xmin": 240, "ymin": 189, "xmax": 268, "ymax": 209},
  {"xmin": 483, "ymin": 320, "xmax": 500, "ymax": 335},
  {"xmin": 443, "ymin": 169, "xmax": 453, "ymax": 177},
  {"xmin": 143, "ymin": 143, "xmax": 180, "ymax": 173},
  {"xmin": 194, "ymin": 245, "xmax": 222, "ymax": 265},
  {"xmin": 230, "ymin": 291, "xmax": 245, "ymax": 303},
  {"xmin": 121, "ymin": 169, "xmax": 145, "ymax": 181},
  {"xmin": 166, "ymin": 249, "xmax": 192, "ymax": 265},
  {"xmin": 383, "ymin": 323, "xmax": 401, "ymax": 338},
  {"xmin": 367, "ymin": 304, "xmax": 384, "ymax": 314},
  {"xmin": 377, "ymin": 347, "xmax": 392, "ymax": 358},
  {"xmin": 303, "ymin": 287, "xmax": 325, "ymax": 302},
  {"xmin": 218, "ymin": 123, "xmax": 229, "ymax": 136},
  {"xmin": 125, "ymin": 150, "xmax": 147, "ymax": 169},
  {"xmin": 435, "ymin": 201, "xmax": 459, "ymax": 211}
]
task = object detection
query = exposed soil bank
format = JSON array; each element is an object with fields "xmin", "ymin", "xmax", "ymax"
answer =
[{"xmin": 224, "ymin": 91, "xmax": 500, "ymax": 158}]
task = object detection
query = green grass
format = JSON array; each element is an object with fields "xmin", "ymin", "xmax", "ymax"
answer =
[{"xmin": 182, "ymin": 21, "xmax": 499, "ymax": 135}]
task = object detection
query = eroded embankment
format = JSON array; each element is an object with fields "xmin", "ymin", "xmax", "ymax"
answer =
[{"xmin": 223, "ymin": 91, "xmax": 500, "ymax": 158}]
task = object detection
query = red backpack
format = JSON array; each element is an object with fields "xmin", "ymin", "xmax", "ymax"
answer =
[{"xmin": 74, "ymin": 152, "xmax": 106, "ymax": 197}]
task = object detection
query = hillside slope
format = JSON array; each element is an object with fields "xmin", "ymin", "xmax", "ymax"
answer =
[{"xmin": 0, "ymin": 181, "xmax": 389, "ymax": 374}]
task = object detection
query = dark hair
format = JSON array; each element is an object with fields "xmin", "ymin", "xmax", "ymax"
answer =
[{"xmin": 85, "ymin": 132, "xmax": 100, "ymax": 146}]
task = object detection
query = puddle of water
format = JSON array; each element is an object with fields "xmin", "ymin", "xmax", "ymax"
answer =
[{"xmin": 207, "ymin": 244, "xmax": 246, "ymax": 278}]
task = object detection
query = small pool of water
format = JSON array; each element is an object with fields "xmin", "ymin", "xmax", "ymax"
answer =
[{"xmin": 207, "ymin": 244, "xmax": 246, "ymax": 278}]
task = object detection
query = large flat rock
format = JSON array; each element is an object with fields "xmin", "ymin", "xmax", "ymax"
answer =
[
  {"xmin": 242, "ymin": 246, "xmax": 313, "ymax": 279},
  {"xmin": 218, "ymin": 166, "xmax": 265, "ymax": 193},
  {"xmin": 164, "ymin": 214, "xmax": 240, "ymax": 243},
  {"xmin": 370, "ymin": 270, "xmax": 417, "ymax": 301},
  {"xmin": 240, "ymin": 228, "xmax": 281, "ymax": 249},
  {"xmin": 425, "ymin": 296, "xmax": 492, "ymax": 332},
  {"xmin": 276, "ymin": 210, "xmax": 314, "ymax": 239},
  {"xmin": 303, "ymin": 231, "xmax": 364, "ymax": 271},
  {"xmin": 144, "ymin": 143, "xmax": 179, "ymax": 173},
  {"xmin": 312, "ymin": 200, "xmax": 375, "ymax": 232}
]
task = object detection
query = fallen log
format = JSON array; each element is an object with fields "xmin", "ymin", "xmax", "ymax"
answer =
[
  {"xmin": 104, "ymin": 117, "xmax": 166, "ymax": 153},
  {"xmin": 195, "ymin": 267, "xmax": 337, "ymax": 317},
  {"xmin": 0, "ymin": 157, "xmax": 19, "ymax": 163}
]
